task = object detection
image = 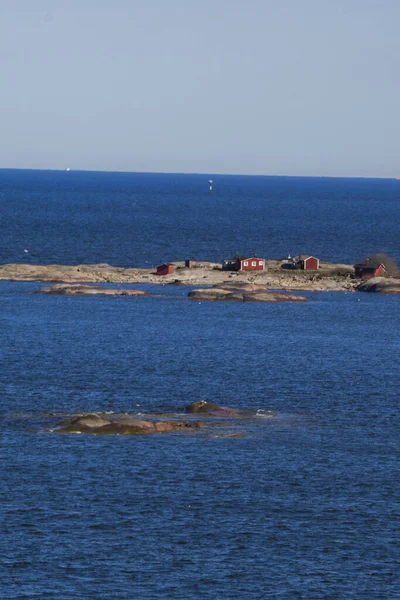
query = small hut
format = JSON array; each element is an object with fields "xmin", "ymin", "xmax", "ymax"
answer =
[
  {"xmin": 156, "ymin": 263, "xmax": 175, "ymax": 276},
  {"xmin": 293, "ymin": 255, "xmax": 320, "ymax": 270}
]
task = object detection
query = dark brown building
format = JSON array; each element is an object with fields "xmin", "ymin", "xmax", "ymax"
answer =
[{"xmin": 354, "ymin": 258, "xmax": 386, "ymax": 279}]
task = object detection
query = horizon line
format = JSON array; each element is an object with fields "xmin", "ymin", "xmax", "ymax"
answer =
[{"xmin": 0, "ymin": 167, "xmax": 396, "ymax": 180}]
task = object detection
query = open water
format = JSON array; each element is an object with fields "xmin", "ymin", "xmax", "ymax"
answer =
[
  {"xmin": 0, "ymin": 169, "xmax": 400, "ymax": 267},
  {"xmin": 0, "ymin": 170, "xmax": 399, "ymax": 599}
]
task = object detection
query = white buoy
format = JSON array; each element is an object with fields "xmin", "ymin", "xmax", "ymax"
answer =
[{"xmin": 209, "ymin": 179, "xmax": 213, "ymax": 192}]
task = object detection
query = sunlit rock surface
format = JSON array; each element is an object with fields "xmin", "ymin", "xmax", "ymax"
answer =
[
  {"xmin": 36, "ymin": 284, "xmax": 149, "ymax": 296},
  {"xmin": 53, "ymin": 414, "xmax": 205, "ymax": 435},
  {"xmin": 188, "ymin": 288, "xmax": 308, "ymax": 302},
  {"xmin": 356, "ymin": 277, "xmax": 400, "ymax": 293}
]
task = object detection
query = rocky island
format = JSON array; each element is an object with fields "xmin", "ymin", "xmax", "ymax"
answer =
[
  {"xmin": 0, "ymin": 259, "xmax": 358, "ymax": 292},
  {"xmin": 46, "ymin": 402, "xmax": 263, "ymax": 437},
  {"xmin": 2, "ymin": 258, "xmax": 399, "ymax": 294}
]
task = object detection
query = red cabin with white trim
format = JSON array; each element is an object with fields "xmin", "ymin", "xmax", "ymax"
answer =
[
  {"xmin": 237, "ymin": 257, "xmax": 265, "ymax": 271},
  {"xmin": 222, "ymin": 255, "xmax": 265, "ymax": 272}
]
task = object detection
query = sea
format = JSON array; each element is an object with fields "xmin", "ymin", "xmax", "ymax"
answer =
[{"xmin": 0, "ymin": 169, "xmax": 398, "ymax": 599}]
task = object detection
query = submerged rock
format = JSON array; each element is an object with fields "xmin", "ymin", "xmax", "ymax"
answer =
[
  {"xmin": 185, "ymin": 401, "xmax": 240, "ymax": 417},
  {"xmin": 213, "ymin": 433, "xmax": 247, "ymax": 439},
  {"xmin": 356, "ymin": 277, "xmax": 400, "ymax": 294}
]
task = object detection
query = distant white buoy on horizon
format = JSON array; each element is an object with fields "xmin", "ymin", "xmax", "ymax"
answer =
[
  {"xmin": 65, "ymin": 167, "xmax": 71, "ymax": 172},
  {"xmin": 209, "ymin": 179, "xmax": 213, "ymax": 192}
]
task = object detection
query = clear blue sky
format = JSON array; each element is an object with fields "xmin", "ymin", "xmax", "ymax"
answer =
[{"xmin": 0, "ymin": 0, "xmax": 399, "ymax": 176}]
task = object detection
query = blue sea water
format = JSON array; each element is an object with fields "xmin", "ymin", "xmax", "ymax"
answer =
[
  {"xmin": 0, "ymin": 170, "xmax": 399, "ymax": 599},
  {"xmin": 0, "ymin": 169, "xmax": 399, "ymax": 266}
]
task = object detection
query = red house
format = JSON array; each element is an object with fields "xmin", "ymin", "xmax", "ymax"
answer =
[
  {"xmin": 222, "ymin": 256, "xmax": 265, "ymax": 272},
  {"xmin": 238, "ymin": 257, "xmax": 265, "ymax": 271},
  {"xmin": 156, "ymin": 263, "xmax": 175, "ymax": 276},
  {"xmin": 294, "ymin": 255, "xmax": 319, "ymax": 270},
  {"xmin": 354, "ymin": 258, "xmax": 386, "ymax": 279}
]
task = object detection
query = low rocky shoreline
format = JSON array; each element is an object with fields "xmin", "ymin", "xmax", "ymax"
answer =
[
  {"xmin": 1, "ymin": 261, "xmax": 399, "ymax": 294},
  {"xmin": 355, "ymin": 277, "xmax": 400, "ymax": 293},
  {"xmin": 0, "ymin": 260, "xmax": 356, "ymax": 292}
]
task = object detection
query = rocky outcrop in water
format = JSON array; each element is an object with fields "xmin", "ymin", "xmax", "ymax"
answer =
[
  {"xmin": 188, "ymin": 288, "xmax": 308, "ymax": 302},
  {"xmin": 243, "ymin": 292, "xmax": 307, "ymax": 302},
  {"xmin": 38, "ymin": 404, "xmax": 275, "ymax": 438},
  {"xmin": 214, "ymin": 282, "xmax": 270, "ymax": 292},
  {"xmin": 53, "ymin": 414, "xmax": 205, "ymax": 435},
  {"xmin": 36, "ymin": 284, "xmax": 149, "ymax": 297},
  {"xmin": 356, "ymin": 277, "xmax": 400, "ymax": 294},
  {"xmin": 56, "ymin": 414, "xmax": 112, "ymax": 433},
  {"xmin": 185, "ymin": 401, "xmax": 240, "ymax": 417}
]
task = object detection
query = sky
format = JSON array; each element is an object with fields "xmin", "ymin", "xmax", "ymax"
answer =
[{"xmin": 0, "ymin": 0, "xmax": 399, "ymax": 177}]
